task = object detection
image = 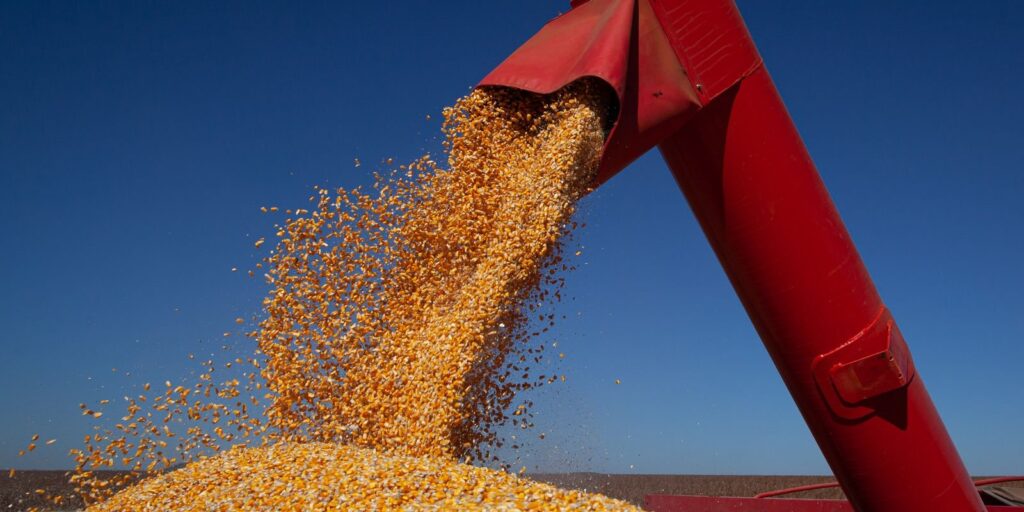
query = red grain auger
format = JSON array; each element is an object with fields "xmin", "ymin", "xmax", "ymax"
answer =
[{"xmin": 479, "ymin": 1, "xmax": 1014, "ymax": 511}]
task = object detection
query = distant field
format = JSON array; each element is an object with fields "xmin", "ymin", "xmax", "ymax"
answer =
[{"xmin": 3, "ymin": 470, "xmax": 1019, "ymax": 510}]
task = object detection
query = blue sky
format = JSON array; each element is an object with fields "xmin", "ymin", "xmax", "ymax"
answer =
[{"xmin": 1, "ymin": 1, "xmax": 1021, "ymax": 475}]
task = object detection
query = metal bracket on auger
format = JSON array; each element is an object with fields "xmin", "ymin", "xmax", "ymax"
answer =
[{"xmin": 813, "ymin": 308, "xmax": 915, "ymax": 420}]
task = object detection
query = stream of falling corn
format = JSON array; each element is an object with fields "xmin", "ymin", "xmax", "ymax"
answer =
[{"xmin": 22, "ymin": 80, "xmax": 640, "ymax": 511}]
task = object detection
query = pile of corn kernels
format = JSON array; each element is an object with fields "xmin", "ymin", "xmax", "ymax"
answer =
[
  {"xmin": 25, "ymin": 80, "xmax": 626, "ymax": 510},
  {"xmin": 88, "ymin": 443, "xmax": 637, "ymax": 511}
]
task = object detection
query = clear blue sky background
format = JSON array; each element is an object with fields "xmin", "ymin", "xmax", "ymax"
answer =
[{"xmin": 1, "ymin": 1, "xmax": 1021, "ymax": 475}]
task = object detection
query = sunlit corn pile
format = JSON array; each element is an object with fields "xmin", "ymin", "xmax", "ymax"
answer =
[
  {"xmin": 22, "ymin": 79, "xmax": 624, "ymax": 510},
  {"xmin": 88, "ymin": 443, "xmax": 638, "ymax": 511}
]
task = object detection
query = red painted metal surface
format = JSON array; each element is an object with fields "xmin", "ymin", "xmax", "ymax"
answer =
[
  {"xmin": 480, "ymin": 0, "xmax": 700, "ymax": 184},
  {"xmin": 659, "ymin": 59, "xmax": 981, "ymax": 512},
  {"xmin": 480, "ymin": 0, "xmax": 762, "ymax": 184},
  {"xmin": 479, "ymin": 1, "xmax": 987, "ymax": 511},
  {"xmin": 976, "ymin": 477, "xmax": 1024, "ymax": 487},
  {"xmin": 644, "ymin": 495, "xmax": 1017, "ymax": 512},
  {"xmin": 747, "ymin": 475, "xmax": 1024, "ymax": 501},
  {"xmin": 754, "ymin": 482, "xmax": 843, "ymax": 499}
]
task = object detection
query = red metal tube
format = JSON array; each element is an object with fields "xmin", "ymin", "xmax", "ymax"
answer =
[
  {"xmin": 480, "ymin": 0, "xmax": 987, "ymax": 508},
  {"xmin": 658, "ymin": 66, "xmax": 984, "ymax": 511}
]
